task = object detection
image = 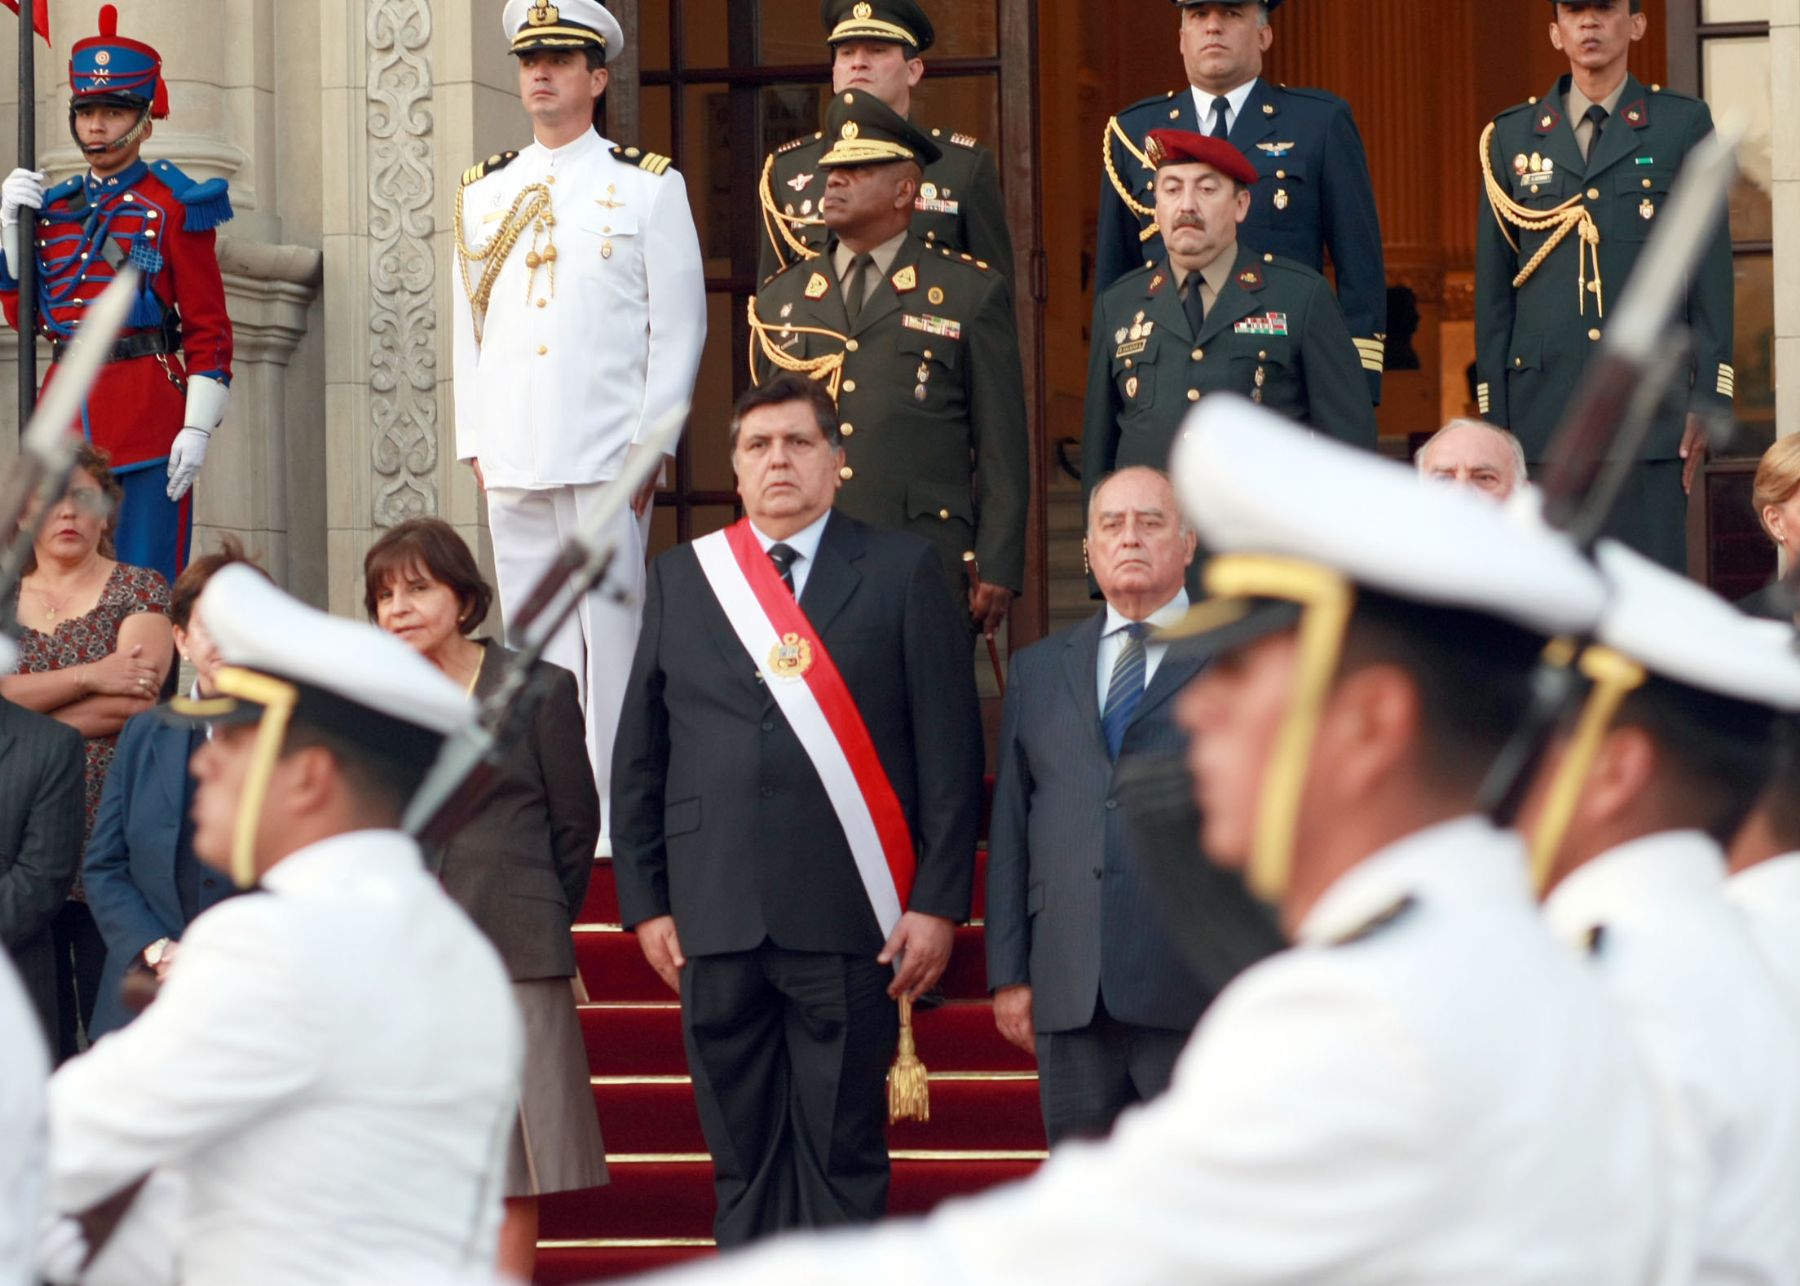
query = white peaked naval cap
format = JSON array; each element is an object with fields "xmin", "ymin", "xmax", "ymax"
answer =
[
  {"xmin": 1165, "ymin": 395, "xmax": 1607, "ymax": 638},
  {"xmin": 1594, "ymin": 541, "xmax": 1800, "ymax": 711},
  {"xmin": 188, "ymin": 564, "xmax": 471, "ymax": 739},
  {"xmin": 503, "ymin": 0, "xmax": 626, "ymax": 57}
]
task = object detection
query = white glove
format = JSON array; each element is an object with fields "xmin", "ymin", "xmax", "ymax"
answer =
[
  {"xmin": 34, "ymin": 1211, "xmax": 88, "ymax": 1286},
  {"xmin": 1, "ymin": 167, "xmax": 44, "ymax": 279},
  {"xmin": 1, "ymin": 166, "xmax": 45, "ymax": 225},
  {"xmin": 167, "ymin": 375, "xmax": 229, "ymax": 501},
  {"xmin": 165, "ymin": 428, "xmax": 210, "ymax": 502}
]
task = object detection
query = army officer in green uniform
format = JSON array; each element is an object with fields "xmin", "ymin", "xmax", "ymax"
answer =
[
  {"xmin": 751, "ymin": 89, "xmax": 1027, "ymax": 636},
  {"xmin": 758, "ymin": 0, "xmax": 1014, "ymax": 288},
  {"xmin": 1082, "ymin": 129, "xmax": 1375, "ymax": 501},
  {"xmin": 1476, "ymin": 0, "xmax": 1733, "ymax": 571}
]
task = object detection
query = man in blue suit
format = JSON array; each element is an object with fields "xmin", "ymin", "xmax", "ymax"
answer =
[
  {"xmin": 83, "ymin": 546, "xmax": 250, "ymax": 1039},
  {"xmin": 1096, "ymin": 0, "xmax": 1386, "ymax": 404},
  {"xmin": 986, "ymin": 466, "xmax": 1215, "ymax": 1144}
]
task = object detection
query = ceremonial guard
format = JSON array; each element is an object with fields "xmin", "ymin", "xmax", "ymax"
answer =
[
  {"xmin": 39, "ymin": 567, "xmax": 521, "ymax": 1286},
  {"xmin": 1476, "ymin": 0, "xmax": 1732, "ymax": 570},
  {"xmin": 1528, "ymin": 543, "xmax": 1800, "ymax": 1281},
  {"xmin": 643, "ymin": 399, "xmax": 1664, "ymax": 1285},
  {"xmin": 758, "ymin": 0, "xmax": 1013, "ymax": 286},
  {"xmin": 1083, "ymin": 131, "xmax": 1375, "ymax": 500},
  {"xmin": 0, "ymin": 5, "xmax": 233, "ymax": 585},
  {"xmin": 1097, "ymin": 0, "xmax": 1385, "ymax": 404},
  {"xmin": 749, "ymin": 90, "xmax": 1027, "ymax": 635},
  {"xmin": 452, "ymin": 0, "xmax": 706, "ymax": 850}
]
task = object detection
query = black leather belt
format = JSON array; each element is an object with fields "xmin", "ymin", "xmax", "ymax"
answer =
[{"xmin": 50, "ymin": 326, "xmax": 178, "ymax": 365}]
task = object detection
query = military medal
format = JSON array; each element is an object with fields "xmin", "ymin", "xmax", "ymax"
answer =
[
  {"xmin": 928, "ymin": 286, "xmax": 945, "ymax": 305},
  {"xmin": 602, "ymin": 241, "xmax": 613, "ymax": 259},
  {"xmin": 920, "ymin": 182, "xmax": 938, "ymax": 201},
  {"xmin": 1640, "ymin": 199, "xmax": 1655, "ymax": 220},
  {"xmin": 767, "ymin": 632, "xmax": 813, "ymax": 681},
  {"xmin": 1254, "ymin": 367, "xmax": 1267, "ymax": 388},
  {"xmin": 805, "ymin": 272, "xmax": 830, "ymax": 299},
  {"xmin": 1274, "ymin": 189, "xmax": 1289, "ymax": 210},
  {"xmin": 1115, "ymin": 327, "xmax": 1129, "ymax": 345},
  {"xmin": 914, "ymin": 383, "xmax": 928, "ymax": 402},
  {"xmin": 1125, "ymin": 375, "xmax": 1140, "ymax": 398}
]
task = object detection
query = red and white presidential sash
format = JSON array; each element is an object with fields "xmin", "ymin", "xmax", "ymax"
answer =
[{"xmin": 692, "ymin": 519, "xmax": 916, "ymax": 936}]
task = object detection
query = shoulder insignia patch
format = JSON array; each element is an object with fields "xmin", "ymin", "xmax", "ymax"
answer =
[
  {"xmin": 891, "ymin": 264, "xmax": 918, "ymax": 293},
  {"xmin": 612, "ymin": 146, "xmax": 674, "ymax": 176},
  {"xmin": 1237, "ymin": 265, "xmax": 1263, "ymax": 290},
  {"xmin": 1328, "ymin": 895, "xmax": 1417, "ymax": 948},
  {"xmin": 804, "ymin": 271, "xmax": 830, "ymax": 300},
  {"xmin": 461, "ymin": 151, "xmax": 519, "ymax": 187}
]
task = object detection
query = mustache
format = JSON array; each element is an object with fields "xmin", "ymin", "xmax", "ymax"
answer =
[{"xmin": 1169, "ymin": 215, "xmax": 1206, "ymax": 231}]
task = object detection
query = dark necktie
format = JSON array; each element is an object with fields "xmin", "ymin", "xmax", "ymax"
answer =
[
  {"xmin": 768, "ymin": 542, "xmax": 799, "ymax": 595},
  {"xmin": 844, "ymin": 252, "xmax": 874, "ymax": 327},
  {"xmin": 1583, "ymin": 104, "xmax": 1608, "ymax": 164},
  {"xmin": 1209, "ymin": 95, "xmax": 1231, "ymax": 139},
  {"xmin": 1184, "ymin": 273, "xmax": 1206, "ymax": 337},
  {"xmin": 1101, "ymin": 622, "xmax": 1148, "ymax": 761}
]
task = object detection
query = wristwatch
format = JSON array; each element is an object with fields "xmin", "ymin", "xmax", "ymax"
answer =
[{"xmin": 143, "ymin": 937, "xmax": 173, "ymax": 968}]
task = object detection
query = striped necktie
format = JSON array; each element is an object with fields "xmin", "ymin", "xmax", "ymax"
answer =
[{"xmin": 1102, "ymin": 622, "xmax": 1148, "ymax": 761}]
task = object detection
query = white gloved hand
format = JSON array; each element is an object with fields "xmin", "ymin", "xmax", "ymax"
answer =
[
  {"xmin": 1, "ymin": 166, "xmax": 46, "ymax": 225},
  {"xmin": 1, "ymin": 167, "xmax": 45, "ymax": 279},
  {"xmin": 166, "ymin": 428, "xmax": 210, "ymax": 502},
  {"xmin": 34, "ymin": 1210, "xmax": 88, "ymax": 1286}
]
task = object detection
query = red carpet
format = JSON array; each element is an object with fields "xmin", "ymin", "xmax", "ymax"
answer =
[{"xmin": 538, "ymin": 845, "xmax": 1045, "ymax": 1283}]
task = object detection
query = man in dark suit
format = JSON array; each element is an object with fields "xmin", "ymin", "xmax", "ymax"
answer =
[
  {"xmin": 986, "ymin": 467, "xmax": 1215, "ymax": 1144},
  {"xmin": 0, "ymin": 694, "xmax": 84, "ymax": 1045},
  {"xmin": 1097, "ymin": 0, "xmax": 1386, "ymax": 404},
  {"xmin": 611, "ymin": 373, "xmax": 984, "ymax": 1246}
]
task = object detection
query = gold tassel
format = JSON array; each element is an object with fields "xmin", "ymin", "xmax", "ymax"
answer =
[{"xmin": 887, "ymin": 996, "xmax": 930, "ymax": 1124}]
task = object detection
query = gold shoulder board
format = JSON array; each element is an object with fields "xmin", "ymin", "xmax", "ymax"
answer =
[
  {"xmin": 461, "ymin": 150, "xmax": 519, "ymax": 187},
  {"xmin": 612, "ymin": 145, "xmax": 675, "ymax": 176}
]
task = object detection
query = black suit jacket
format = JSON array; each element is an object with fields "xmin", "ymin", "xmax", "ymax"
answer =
[
  {"xmin": 0, "ymin": 697, "xmax": 84, "ymax": 1040},
  {"xmin": 611, "ymin": 513, "xmax": 983, "ymax": 957},
  {"xmin": 428, "ymin": 641, "xmax": 597, "ymax": 981},
  {"xmin": 985, "ymin": 611, "xmax": 1214, "ymax": 1033}
]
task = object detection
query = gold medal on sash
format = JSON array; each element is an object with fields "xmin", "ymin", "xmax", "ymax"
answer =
[{"xmin": 768, "ymin": 631, "xmax": 814, "ymax": 680}]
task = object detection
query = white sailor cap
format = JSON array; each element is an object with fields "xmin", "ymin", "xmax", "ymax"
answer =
[
  {"xmin": 503, "ymin": 0, "xmax": 625, "ymax": 58},
  {"xmin": 1594, "ymin": 541, "xmax": 1800, "ymax": 712},
  {"xmin": 171, "ymin": 564, "xmax": 471, "ymax": 742},
  {"xmin": 1163, "ymin": 396, "xmax": 1606, "ymax": 644}
]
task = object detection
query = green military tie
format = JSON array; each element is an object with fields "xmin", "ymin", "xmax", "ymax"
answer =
[{"xmin": 844, "ymin": 252, "xmax": 874, "ymax": 327}]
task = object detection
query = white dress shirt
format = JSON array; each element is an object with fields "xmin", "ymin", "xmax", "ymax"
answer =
[
  {"xmin": 1096, "ymin": 589, "xmax": 1189, "ymax": 712},
  {"xmin": 1728, "ymin": 852, "xmax": 1800, "ymax": 1021},
  {"xmin": 1546, "ymin": 830, "xmax": 1800, "ymax": 1286},
  {"xmin": 1190, "ymin": 78, "xmax": 1258, "ymax": 138},
  {"xmin": 0, "ymin": 956, "xmax": 46, "ymax": 1286},
  {"xmin": 452, "ymin": 127, "xmax": 706, "ymax": 489},
  {"xmin": 651, "ymin": 817, "xmax": 1664, "ymax": 1285},
  {"xmin": 750, "ymin": 510, "xmax": 832, "ymax": 601},
  {"xmin": 48, "ymin": 830, "xmax": 522, "ymax": 1286}
]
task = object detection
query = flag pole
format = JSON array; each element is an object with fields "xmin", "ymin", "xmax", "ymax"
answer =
[{"xmin": 16, "ymin": 0, "xmax": 37, "ymax": 443}]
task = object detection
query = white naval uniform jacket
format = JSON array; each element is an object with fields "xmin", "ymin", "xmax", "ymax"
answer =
[
  {"xmin": 0, "ymin": 956, "xmax": 47, "ymax": 1286},
  {"xmin": 648, "ymin": 818, "xmax": 1665, "ymax": 1286},
  {"xmin": 1727, "ymin": 851, "xmax": 1800, "ymax": 1023},
  {"xmin": 451, "ymin": 127, "xmax": 706, "ymax": 490},
  {"xmin": 47, "ymin": 831, "xmax": 522, "ymax": 1286},
  {"xmin": 1547, "ymin": 831, "xmax": 1800, "ymax": 1286}
]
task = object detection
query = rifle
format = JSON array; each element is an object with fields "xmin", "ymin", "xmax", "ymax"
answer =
[
  {"xmin": 402, "ymin": 404, "xmax": 688, "ymax": 843},
  {"xmin": 0, "ymin": 268, "xmax": 140, "ymax": 669},
  {"xmin": 1477, "ymin": 122, "xmax": 1743, "ymax": 828}
]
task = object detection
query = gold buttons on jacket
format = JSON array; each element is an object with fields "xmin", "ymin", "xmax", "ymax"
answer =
[
  {"xmin": 841, "ymin": 422, "xmax": 855, "ymax": 437},
  {"xmin": 1191, "ymin": 348, "xmax": 1203, "ymax": 360},
  {"xmin": 845, "ymin": 339, "xmax": 860, "ymax": 352},
  {"xmin": 839, "ymin": 465, "xmax": 855, "ymax": 480},
  {"xmin": 938, "ymin": 508, "xmax": 950, "ymax": 520},
  {"xmin": 1587, "ymin": 328, "xmax": 1602, "ymax": 341},
  {"xmin": 537, "ymin": 344, "xmax": 548, "ymax": 355},
  {"xmin": 1187, "ymin": 389, "xmax": 1200, "ymax": 402},
  {"xmin": 1587, "ymin": 187, "xmax": 1600, "ymax": 200},
  {"xmin": 843, "ymin": 379, "xmax": 857, "ymax": 393}
]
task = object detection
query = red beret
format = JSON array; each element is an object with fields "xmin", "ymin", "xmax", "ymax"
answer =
[{"xmin": 1144, "ymin": 130, "xmax": 1258, "ymax": 185}]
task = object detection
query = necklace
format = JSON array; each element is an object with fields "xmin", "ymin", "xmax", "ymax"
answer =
[{"xmin": 31, "ymin": 561, "xmax": 101, "ymax": 622}]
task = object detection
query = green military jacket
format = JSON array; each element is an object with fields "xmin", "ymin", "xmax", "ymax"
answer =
[
  {"xmin": 1081, "ymin": 243, "xmax": 1377, "ymax": 492},
  {"xmin": 1476, "ymin": 75, "xmax": 1734, "ymax": 461},
  {"xmin": 751, "ymin": 236, "xmax": 1028, "ymax": 597},
  {"xmin": 758, "ymin": 125, "xmax": 1015, "ymax": 286}
]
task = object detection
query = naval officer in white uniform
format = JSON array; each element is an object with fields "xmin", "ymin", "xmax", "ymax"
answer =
[
  {"xmin": 452, "ymin": 0, "xmax": 706, "ymax": 853},
  {"xmin": 0, "ymin": 953, "xmax": 46, "ymax": 1286},
  {"xmin": 625, "ymin": 399, "xmax": 1666, "ymax": 1286},
  {"xmin": 38, "ymin": 567, "xmax": 522, "ymax": 1286},
  {"xmin": 1530, "ymin": 542, "xmax": 1800, "ymax": 1286},
  {"xmin": 1727, "ymin": 710, "xmax": 1800, "ymax": 1019}
]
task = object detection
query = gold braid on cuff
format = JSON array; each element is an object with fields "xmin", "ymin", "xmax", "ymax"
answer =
[
  {"xmin": 745, "ymin": 298, "xmax": 849, "ymax": 401},
  {"xmin": 1479, "ymin": 121, "xmax": 1605, "ymax": 318}
]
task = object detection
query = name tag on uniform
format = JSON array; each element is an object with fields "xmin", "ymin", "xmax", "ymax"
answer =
[
  {"xmin": 480, "ymin": 208, "xmax": 506, "ymax": 225},
  {"xmin": 915, "ymin": 197, "xmax": 960, "ymax": 215},
  {"xmin": 903, "ymin": 313, "xmax": 962, "ymax": 341},
  {"xmin": 1234, "ymin": 312, "xmax": 1289, "ymax": 336},
  {"xmin": 1115, "ymin": 338, "xmax": 1148, "ymax": 359}
]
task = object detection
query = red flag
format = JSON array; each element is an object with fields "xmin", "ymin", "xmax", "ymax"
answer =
[{"xmin": 1, "ymin": 0, "xmax": 50, "ymax": 43}]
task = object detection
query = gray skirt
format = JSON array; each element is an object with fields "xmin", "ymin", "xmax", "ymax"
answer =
[{"xmin": 506, "ymin": 978, "xmax": 609, "ymax": 1197}]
